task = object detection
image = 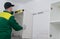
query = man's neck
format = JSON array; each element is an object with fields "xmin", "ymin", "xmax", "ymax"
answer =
[{"xmin": 5, "ymin": 9, "xmax": 11, "ymax": 12}]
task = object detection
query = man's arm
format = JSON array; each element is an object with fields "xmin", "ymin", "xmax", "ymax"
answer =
[{"xmin": 9, "ymin": 16, "xmax": 23, "ymax": 31}]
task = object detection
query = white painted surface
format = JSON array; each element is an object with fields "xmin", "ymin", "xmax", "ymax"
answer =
[
  {"xmin": 33, "ymin": 12, "xmax": 49, "ymax": 39},
  {"xmin": 0, "ymin": 0, "xmax": 60, "ymax": 39},
  {"xmin": 50, "ymin": 1, "xmax": 60, "ymax": 39},
  {"xmin": 50, "ymin": 4, "xmax": 60, "ymax": 22},
  {"xmin": 50, "ymin": 24, "xmax": 60, "ymax": 39}
]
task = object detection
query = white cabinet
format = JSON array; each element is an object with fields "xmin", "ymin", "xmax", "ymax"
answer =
[
  {"xmin": 33, "ymin": 11, "xmax": 49, "ymax": 39},
  {"xmin": 11, "ymin": 10, "xmax": 33, "ymax": 39},
  {"xmin": 11, "ymin": 13, "xmax": 24, "ymax": 39},
  {"xmin": 50, "ymin": 1, "xmax": 60, "ymax": 39}
]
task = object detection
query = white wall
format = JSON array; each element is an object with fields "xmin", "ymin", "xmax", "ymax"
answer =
[{"xmin": 0, "ymin": 0, "xmax": 7, "ymax": 11}]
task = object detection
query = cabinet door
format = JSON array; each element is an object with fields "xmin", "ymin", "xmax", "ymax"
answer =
[
  {"xmin": 33, "ymin": 11, "xmax": 49, "ymax": 39},
  {"xmin": 11, "ymin": 12, "xmax": 33, "ymax": 39},
  {"xmin": 11, "ymin": 13, "xmax": 23, "ymax": 39}
]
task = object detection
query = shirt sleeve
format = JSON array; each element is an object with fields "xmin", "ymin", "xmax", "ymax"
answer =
[{"xmin": 9, "ymin": 16, "xmax": 23, "ymax": 31}]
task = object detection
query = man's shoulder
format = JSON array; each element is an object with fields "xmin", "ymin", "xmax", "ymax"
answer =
[
  {"xmin": 0, "ymin": 12, "xmax": 12, "ymax": 16},
  {"xmin": 0, "ymin": 12, "xmax": 13, "ymax": 20}
]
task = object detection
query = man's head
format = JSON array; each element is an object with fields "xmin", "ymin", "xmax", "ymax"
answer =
[{"xmin": 4, "ymin": 2, "xmax": 14, "ymax": 12}]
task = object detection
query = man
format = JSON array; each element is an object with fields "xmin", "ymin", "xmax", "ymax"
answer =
[{"xmin": 0, "ymin": 2, "xmax": 23, "ymax": 39}]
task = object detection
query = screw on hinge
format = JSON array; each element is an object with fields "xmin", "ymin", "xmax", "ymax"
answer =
[
  {"xmin": 50, "ymin": 34, "xmax": 52, "ymax": 37},
  {"xmin": 51, "ymin": 7, "xmax": 53, "ymax": 10}
]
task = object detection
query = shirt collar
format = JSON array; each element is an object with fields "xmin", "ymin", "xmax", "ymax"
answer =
[
  {"xmin": 3, "ymin": 10, "xmax": 11, "ymax": 13},
  {"xmin": 3, "ymin": 10, "xmax": 13, "ymax": 15}
]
